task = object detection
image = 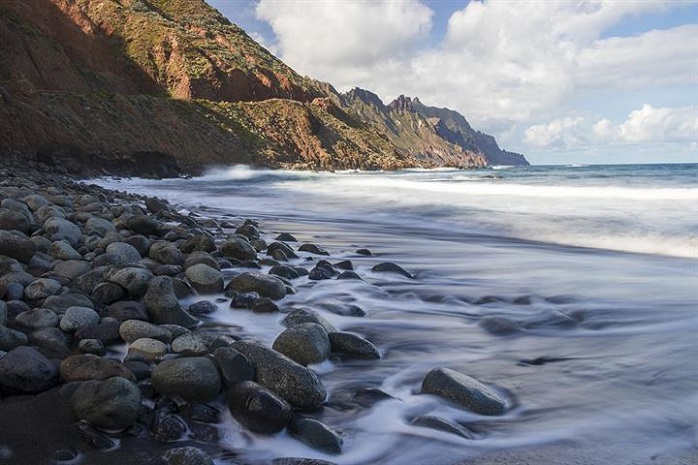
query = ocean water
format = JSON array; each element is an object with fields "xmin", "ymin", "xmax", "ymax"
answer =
[{"xmin": 96, "ymin": 163, "xmax": 698, "ymax": 464}]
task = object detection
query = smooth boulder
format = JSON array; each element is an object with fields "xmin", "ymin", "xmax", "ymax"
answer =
[
  {"xmin": 71, "ymin": 376, "xmax": 142, "ymax": 430},
  {"xmin": 272, "ymin": 323, "xmax": 331, "ymax": 366},
  {"xmin": 152, "ymin": 357, "xmax": 221, "ymax": 402},
  {"xmin": 226, "ymin": 381, "xmax": 292, "ymax": 434},
  {"xmin": 421, "ymin": 367, "xmax": 509, "ymax": 416},
  {"xmin": 144, "ymin": 276, "xmax": 198, "ymax": 328},
  {"xmin": 226, "ymin": 272, "xmax": 286, "ymax": 300},
  {"xmin": 0, "ymin": 346, "xmax": 58, "ymax": 393}
]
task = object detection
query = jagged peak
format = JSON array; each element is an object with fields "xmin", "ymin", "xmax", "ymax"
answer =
[
  {"xmin": 388, "ymin": 94, "xmax": 415, "ymax": 112},
  {"xmin": 343, "ymin": 87, "xmax": 386, "ymax": 108}
]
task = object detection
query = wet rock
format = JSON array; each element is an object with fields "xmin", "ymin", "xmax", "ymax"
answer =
[
  {"xmin": 108, "ymin": 300, "xmax": 148, "ymax": 321},
  {"xmin": 128, "ymin": 337, "xmax": 168, "ymax": 361},
  {"xmin": 149, "ymin": 241, "xmax": 184, "ymax": 265},
  {"xmin": 53, "ymin": 260, "xmax": 92, "ymax": 279},
  {"xmin": 120, "ymin": 320, "xmax": 172, "ymax": 343},
  {"xmin": 186, "ymin": 264, "xmax": 224, "ymax": 294},
  {"xmin": 319, "ymin": 302, "xmax": 366, "ymax": 317},
  {"xmin": 275, "ymin": 233, "xmax": 298, "ymax": 242},
  {"xmin": 144, "ymin": 276, "xmax": 199, "ymax": 328},
  {"xmin": 0, "ymin": 326, "xmax": 28, "ymax": 351},
  {"xmin": 104, "ymin": 266, "xmax": 154, "ymax": 298},
  {"xmin": 42, "ymin": 293, "xmax": 94, "ymax": 313},
  {"xmin": 225, "ymin": 272, "xmax": 286, "ymax": 300},
  {"xmin": 15, "ymin": 308, "xmax": 59, "ymax": 330},
  {"xmin": 336, "ymin": 271, "xmax": 362, "ymax": 280},
  {"xmin": 226, "ymin": 381, "xmax": 292, "ymax": 435},
  {"xmin": 309, "ymin": 261, "xmax": 337, "ymax": 280},
  {"xmin": 288, "ymin": 417, "xmax": 343, "ymax": 454},
  {"xmin": 60, "ymin": 306, "xmax": 100, "ymax": 333},
  {"xmin": 35, "ymin": 205, "xmax": 66, "ymax": 225},
  {"xmin": 252, "ymin": 297, "xmax": 279, "ymax": 313},
  {"xmin": 231, "ymin": 341, "xmax": 326, "ymax": 410},
  {"xmin": 282, "ymin": 308, "xmax": 337, "ymax": 334},
  {"xmin": 124, "ymin": 235, "xmax": 151, "ymax": 256},
  {"xmin": 355, "ymin": 248, "xmax": 372, "ymax": 256},
  {"xmin": 43, "ymin": 217, "xmax": 82, "ymax": 246},
  {"xmin": 352, "ymin": 387, "xmax": 395, "ymax": 408},
  {"xmin": 273, "ymin": 323, "xmax": 331, "ymax": 366},
  {"xmin": 328, "ymin": 332, "xmax": 380, "ymax": 360},
  {"xmin": 145, "ymin": 197, "xmax": 170, "ymax": 214},
  {"xmin": 213, "ymin": 347, "xmax": 254, "ymax": 385},
  {"xmin": 76, "ymin": 421, "xmax": 117, "ymax": 450},
  {"xmin": 184, "ymin": 251, "xmax": 219, "ymax": 270},
  {"xmin": 0, "ymin": 231, "xmax": 36, "ymax": 262},
  {"xmin": 421, "ymin": 367, "xmax": 509, "ymax": 416},
  {"xmin": 152, "ymin": 357, "xmax": 221, "ymax": 402},
  {"xmin": 0, "ymin": 346, "xmax": 58, "ymax": 393},
  {"xmin": 0, "ymin": 300, "xmax": 6, "ymax": 326},
  {"xmin": 229, "ymin": 291, "xmax": 259, "ymax": 309},
  {"xmin": 220, "ymin": 237, "xmax": 256, "ymax": 261},
  {"xmin": 151, "ymin": 412, "xmax": 188, "ymax": 442},
  {"xmin": 171, "ymin": 333, "xmax": 208, "ymax": 356},
  {"xmin": 85, "ymin": 217, "xmax": 115, "ymax": 236},
  {"xmin": 269, "ymin": 265, "xmax": 301, "ymax": 280},
  {"xmin": 235, "ymin": 223, "xmax": 259, "ymax": 241},
  {"xmin": 371, "ymin": 262, "xmax": 414, "ymax": 278},
  {"xmin": 74, "ymin": 321, "xmax": 121, "ymax": 344},
  {"xmin": 478, "ymin": 316, "xmax": 521, "ymax": 336},
  {"xmin": 60, "ymin": 354, "xmax": 135, "ymax": 382},
  {"xmin": 267, "ymin": 241, "xmax": 298, "ymax": 259},
  {"xmin": 91, "ymin": 282, "xmax": 124, "ymax": 305},
  {"xmin": 126, "ymin": 215, "xmax": 162, "ymax": 236},
  {"xmin": 180, "ymin": 235, "xmax": 216, "ymax": 254},
  {"xmin": 78, "ymin": 338, "xmax": 106, "ymax": 355},
  {"xmin": 72, "ymin": 376, "xmax": 142, "ymax": 430},
  {"xmin": 23, "ymin": 194, "xmax": 48, "ymax": 212},
  {"xmin": 161, "ymin": 446, "xmax": 214, "ymax": 465},
  {"xmin": 410, "ymin": 415, "xmax": 474, "ymax": 439},
  {"xmin": 187, "ymin": 300, "xmax": 218, "ymax": 316},
  {"xmin": 0, "ymin": 208, "xmax": 33, "ymax": 234},
  {"xmin": 160, "ymin": 324, "xmax": 190, "ymax": 339},
  {"xmin": 28, "ymin": 327, "xmax": 71, "ymax": 358},
  {"xmin": 333, "ymin": 260, "xmax": 353, "ymax": 270},
  {"xmin": 49, "ymin": 241, "xmax": 82, "ymax": 260},
  {"xmin": 298, "ymin": 243, "xmax": 330, "ymax": 256},
  {"xmin": 105, "ymin": 242, "xmax": 142, "ymax": 265}
]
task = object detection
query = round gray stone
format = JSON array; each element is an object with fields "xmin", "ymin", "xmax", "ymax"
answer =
[
  {"xmin": 185, "ymin": 264, "xmax": 223, "ymax": 294},
  {"xmin": 60, "ymin": 306, "xmax": 100, "ymax": 333},
  {"xmin": 0, "ymin": 346, "xmax": 58, "ymax": 393},
  {"xmin": 152, "ymin": 356, "xmax": 221, "ymax": 402},
  {"xmin": 105, "ymin": 242, "xmax": 142, "ymax": 265},
  {"xmin": 71, "ymin": 376, "xmax": 142, "ymax": 430},
  {"xmin": 119, "ymin": 320, "xmax": 172, "ymax": 343},
  {"xmin": 24, "ymin": 278, "xmax": 62, "ymax": 300},
  {"xmin": 421, "ymin": 367, "xmax": 509, "ymax": 416},
  {"xmin": 272, "ymin": 323, "xmax": 331, "ymax": 366}
]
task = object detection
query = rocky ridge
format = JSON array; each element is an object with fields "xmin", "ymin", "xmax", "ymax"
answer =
[{"xmin": 0, "ymin": 0, "xmax": 527, "ymax": 175}]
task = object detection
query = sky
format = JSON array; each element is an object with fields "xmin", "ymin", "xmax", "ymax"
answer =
[{"xmin": 207, "ymin": 0, "xmax": 697, "ymax": 165}]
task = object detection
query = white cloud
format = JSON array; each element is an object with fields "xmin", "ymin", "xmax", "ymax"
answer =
[{"xmin": 524, "ymin": 104, "xmax": 697, "ymax": 149}]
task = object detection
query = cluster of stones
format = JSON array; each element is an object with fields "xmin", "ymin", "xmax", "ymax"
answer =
[{"xmin": 0, "ymin": 168, "xmax": 510, "ymax": 464}]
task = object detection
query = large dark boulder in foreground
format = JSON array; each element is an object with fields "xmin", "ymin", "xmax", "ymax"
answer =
[
  {"xmin": 152, "ymin": 356, "xmax": 221, "ymax": 402},
  {"xmin": 220, "ymin": 237, "xmax": 257, "ymax": 261},
  {"xmin": 231, "ymin": 341, "xmax": 326, "ymax": 410},
  {"xmin": 226, "ymin": 380, "xmax": 292, "ymax": 434},
  {"xmin": 0, "ymin": 346, "xmax": 58, "ymax": 393},
  {"xmin": 0, "ymin": 231, "xmax": 36, "ymax": 263},
  {"xmin": 272, "ymin": 323, "xmax": 330, "ymax": 366},
  {"xmin": 225, "ymin": 272, "xmax": 286, "ymax": 300},
  {"xmin": 71, "ymin": 376, "xmax": 142, "ymax": 430},
  {"xmin": 421, "ymin": 367, "xmax": 509, "ymax": 415}
]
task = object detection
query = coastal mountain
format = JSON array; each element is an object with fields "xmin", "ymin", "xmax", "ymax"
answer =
[{"xmin": 0, "ymin": 0, "xmax": 528, "ymax": 176}]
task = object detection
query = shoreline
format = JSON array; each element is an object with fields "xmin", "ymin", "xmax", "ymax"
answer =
[{"xmin": 1, "ymin": 164, "xmax": 696, "ymax": 465}]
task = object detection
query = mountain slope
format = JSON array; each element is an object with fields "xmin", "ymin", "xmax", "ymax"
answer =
[{"xmin": 0, "ymin": 0, "xmax": 526, "ymax": 175}]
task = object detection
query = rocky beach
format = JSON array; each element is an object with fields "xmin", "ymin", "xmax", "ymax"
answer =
[{"xmin": 0, "ymin": 161, "xmax": 517, "ymax": 465}]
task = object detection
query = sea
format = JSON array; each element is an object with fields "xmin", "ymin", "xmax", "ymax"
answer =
[{"xmin": 96, "ymin": 163, "xmax": 698, "ymax": 465}]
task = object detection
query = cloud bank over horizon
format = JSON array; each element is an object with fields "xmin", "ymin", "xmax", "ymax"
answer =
[{"xmin": 211, "ymin": 0, "xmax": 697, "ymax": 164}]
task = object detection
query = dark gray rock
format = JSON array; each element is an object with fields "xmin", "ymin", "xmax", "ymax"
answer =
[
  {"xmin": 0, "ymin": 326, "xmax": 28, "ymax": 351},
  {"xmin": 76, "ymin": 421, "xmax": 117, "ymax": 449},
  {"xmin": 180, "ymin": 235, "xmax": 216, "ymax": 254},
  {"xmin": 185, "ymin": 264, "xmax": 224, "ymax": 294},
  {"xmin": 43, "ymin": 217, "xmax": 82, "ymax": 246},
  {"xmin": 28, "ymin": 327, "xmax": 71, "ymax": 358},
  {"xmin": 220, "ymin": 237, "xmax": 257, "ymax": 261},
  {"xmin": 152, "ymin": 357, "xmax": 221, "ymax": 402},
  {"xmin": 91, "ymin": 282, "xmax": 124, "ymax": 305},
  {"xmin": 421, "ymin": 367, "xmax": 509, "ymax": 415},
  {"xmin": 410, "ymin": 415, "xmax": 474, "ymax": 439},
  {"xmin": 105, "ymin": 242, "xmax": 142, "ymax": 264},
  {"xmin": 74, "ymin": 321, "xmax": 121, "ymax": 344},
  {"xmin": 478, "ymin": 316, "xmax": 521, "ymax": 335},
  {"xmin": 336, "ymin": 271, "xmax": 362, "ymax": 280},
  {"xmin": 35, "ymin": 205, "xmax": 66, "ymax": 225},
  {"xmin": 15, "ymin": 308, "xmax": 59, "ymax": 330},
  {"xmin": 107, "ymin": 300, "xmax": 148, "ymax": 321},
  {"xmin": 171, "ymin": 333, "xmax": 208, "ymax": 356},
  {"xmin": 119, "ymin": 319, "xmax": 172, "ymax": 344},
  {"xmin": 328, "ymin": 332, "xmax": 380, "ymax": 360},
  {"xmin": 184, "ymin": 251, "xmax": 219, "ymax": 270},
  {"xmin": 235, "ymin": 223, "xmax": 260, "ymax": 241},
  {"xmin": 0, "ymin": 346, "xmax": 58, "ymax": 393},
  {"xmin": 60, "ymin": 354, "xmax": 135, "ymax": 382},
  {"xmin": 371, "ymin": 262, "xmax": 414, "ymax": 278},
  {"xmin": 0, "ymin": 300, "xmax": 6, "ymax": 326},
  {"xmin": 225, "ymin": 272, "xmax": 286, "ymax": 300},
  {"xmin": 275, "ymin": 233, "xmax": 298, "ymax": 242},
  {"xmin": 282, "ymin": 308, "xmax": 337, "ymax": 334},
  {"xmin": 126, "ymin": 215, "xmax": 162, "ymax": 236},
  {"xmin": 144, "ymin": 276, "xmax": 199, "ymax": 328},
  {"xmin": 298, "ymin": 243, "xmax": 330, "ymax": 256},
  {"xmin": 42, "ymin": 293, "xmax": 94, "ymax": 313},
  {"xmin": 226, "ymin": 381, "xmax": 292, "ymax": 435},
  {"xmin": 213, "ymin": 347, "xmax": 254, "ymax": 385},
  {"xmin": 161, "ymin": 446, "xmax": 214, "ymax": 465},
  {"xmin": 187, "ymin": 300, "xmax": 218, "ymax": 316},
  {"xmin": 24, "ymin": 278, "xmax": 62, "ymax": 300},
  {"xmin": 252, "ymin": 297, "xmax": 279, "ymax": 313},
  {"xmin": 272, "ymin": 459, "xmax": 338, "ymax": 465},
  {"xmin": 54, "ymin": 260, "xmax": 92, "ymax": 279},
  {"xmin": 124, "ymin": 235, "xmax": 151, "ymax": 257},
  {"xmin": 267, "ymin": 242, "xmax": 299, "ymax": 259},
  {"xmin": 149, "ymin": 241, "xmax": 184, "ymax": 265},
  {"xmin": 0, "ymin": 208, "xmax": 33, "ymax": 234},
  {"xmin": 23, "ymin": 194, "xmax": 48, "ymax": 212},
  {"xmin": 128, "ymin": 337, "xmax": 168, "ymax": 361},
  {"xmin": 0, "ymin": 230, "xmax": 36, "ymax": 262},
  {"xmin": 151, "ymin": 412, "xmax": 188, "ymax": 442},
  {"xmin": 71, "ymin": 376, "xmax": 142, "ymax": 430},
  {"xmin": 231, "ymin": 341, "xmax": 326, "ymax": 410},
  {"xmin": 78, "ymin": 338, "xmax": 106, "ymax": 355},
  {"xmin": 288, "ymin": 417, "xmax": 343, "ymax": 454},
  {"xmin": 85, "ymin": 216, "xmax": 116, "ymax": 236},
  {"xmin": 48, "ymin": 240, "xmax": 82, "ymax": 260},
  {"xmin": 273, "ymin": 323, "xmax": 331, "ymax": 366},
  {"xmin": 104, "ymin": 266, "xmax": 154, "ymax": 298},
  {"xmin": 60, "ymin": 306, "xmax": 100, "ymax": 333},
  {"xmin": 269, "ymin": 265, "xmax": 301, "ymax": 280}
]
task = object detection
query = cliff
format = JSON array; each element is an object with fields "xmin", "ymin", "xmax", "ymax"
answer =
[{"xmin": 0, "ymin": 0, "xmax": 526, "ymax": 175}]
